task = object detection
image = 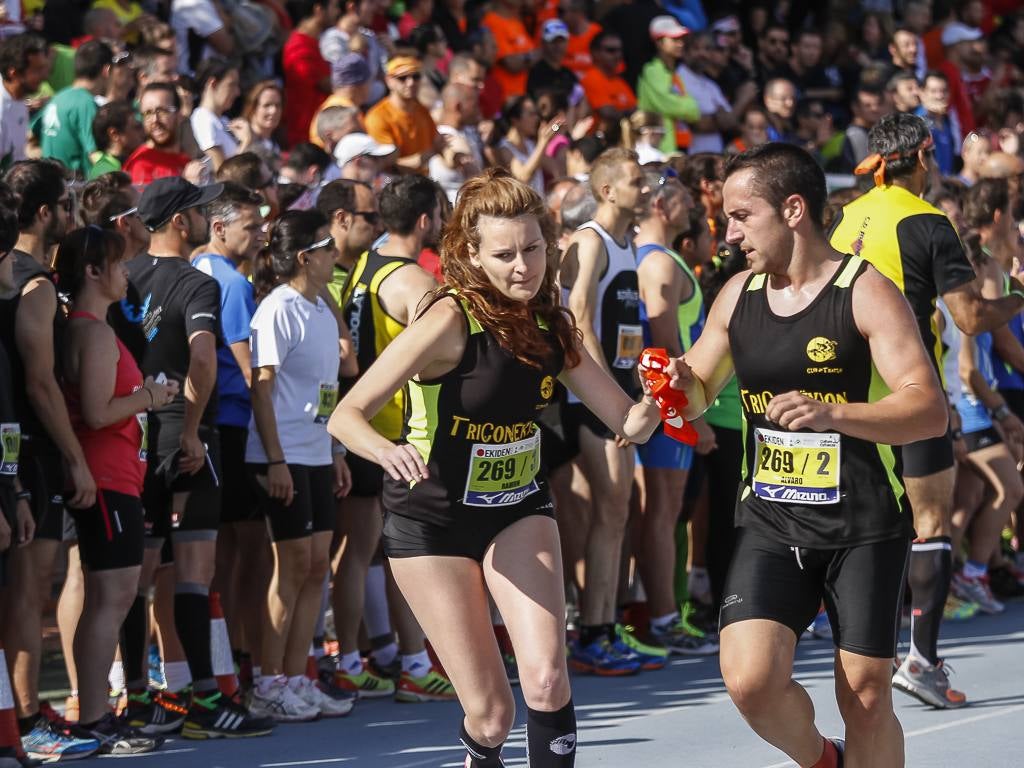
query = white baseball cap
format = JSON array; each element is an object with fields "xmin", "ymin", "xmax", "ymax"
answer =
[
  {"xmin": 650, "ymin": 15, "xmax": 689, "ymax": 40},
  {"xmin": 334, "ymin": 133, "xmax": 396, "ymax": 169},
  {"xmin": 940, "ymin": 21, "xmax": 983, "ymax": 47}
]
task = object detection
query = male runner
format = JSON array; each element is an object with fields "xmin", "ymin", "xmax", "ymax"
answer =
[
  {"xmin": 829, "ymin": 112, "xmax": 1024, "ymax": 708},
  {"xmin": 633, "ymin": 168, "xmax": 717, "ymax": 656},
  {"xmin": 674, "ymin": 143, "xmax": 948, "ymax": 768},
  {"xmin": 559, "ymin": 147, "xmax": 649, "ymax": 673},
  {"xmin": 113, "ymin": 177, "xmax": 272, "ymax": 738},
  {"xmin": 333, "ymin": 175, "xmax": 456, "ymax": 701}
]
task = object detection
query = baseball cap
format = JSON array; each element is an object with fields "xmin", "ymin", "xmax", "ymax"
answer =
[
  {"xmin": 542, "ymin": 19, "xmax": 570, "ymax": 42},
  {"xmin": 137, "ymin": 177, "xmax": 224, "ymax": 231},
  {"xmin": 334, "ymin": 132, "xmax": 396, "ymax": 169},
  {"xmin": 650, "ymin": 15, "xmax": 689, "ymax": 40},
  {"xmin": 332, "ymin": 53, "xmax": 371, "ymax": 89},
  {"xmin": 940, "ymin": 21, "xmax": 983, "ymax": 47},
  {"xmin": 710, "ymin": 15, "xmax": 740, "ymax": 34},
  {"xmin": 386, "ymin": 56, "xmax": 422, "ymax": 78}
]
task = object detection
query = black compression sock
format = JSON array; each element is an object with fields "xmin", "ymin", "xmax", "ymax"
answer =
[
  {"xmin": 120, "ymin": 593, "xmax": 148, "ymax": 690},
  {"xmin": 908, "ymin": 537, "xmax": 952, "ymax": 665},
  {"xmin": 18, "ymin": 713, "xmax": 39, "ymax": 736},
  {"xmin": 174, "ymin": 583, "xmax": 215, "ymax": 690},
  {"xmin": 527, "ymin": 700, "xmax": 577, "ymax": 767},
  {"xmin": 459, "ymin": 721, "xmax": 505, "ymax": 767},
  {"xmin": 578, "ymin": 624, "xmax": 605, "ymax": 647}
]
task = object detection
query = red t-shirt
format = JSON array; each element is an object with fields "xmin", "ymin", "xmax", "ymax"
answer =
[
  {"xmin": 283, "ymin": 30, "xmax": 330, "ymax": 149},
  {"xmin": 65, "ymin": 311, "xmax": 146, "ymax": 496},
  {"xmin": 122, "ymin": 145, "xmax": 191, "ymax": 186},
  {"xmin": 418, "ymin": 248, "xmax": 443, "ymax": 282}
]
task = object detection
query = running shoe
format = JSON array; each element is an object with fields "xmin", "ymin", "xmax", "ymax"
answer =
[
  {"xmin": 248, "ymin": 678, "xmax": 319, "ymax": 723},
  {"xmin": 892, "ymin": 657, "xmax": 967, "ymax": 709},
  {"xmin": 20, "ymin": 715, "xmax": 99, "ymax": 763},
  {"xmin": 682, "ymin": 600, "xmax": 719, "ymax": 640},
  {"xmin": 395, "ymin": 666, "xmax": 458, "ymax": 702},
  {"xmin": 951, "ymin": 572, "xmax": 1005, "ymax": 614},
  {"xmin": 334, "ymin": 667, "xmax": 396, "ymax": 699},
  {"xmin": 182, "ymin": 690, "xmax": 276, "ymax": 738},
  {"xmin": 81, "ymin": 712, "xmax": 163, "ymax": 755},
  {"xmin": 567, "ymin": 637, "xmax": 642, "ymax": 676},
  {"xmin": 368, "ymin": 655, "xmax": 402, "ymax": 681},
  {"xmin": 614, "ymin": 624, "xmax": 668, "ymax": 670},
  {"xmin": 943, "ymin": 594, "xmax": 979, "ymax": 621},
  {"xmin": 805, "ymin": 610, "xmax": 833, "ymax": 641},
  {"xmin": 988, "ymin": 566, "xmax": 1024, "ymax": 599},
  {"xmin": 126, "ymin": 689, "xmax": 186, "ymax": 735},
  {"xmin": 650, "ymin": 619, "xmax": 720, "ymax": 656},
  {"xmin": 147, "ymin": 645, "xmax": 166, "ymax": 690},
  {"xmin": 290, "ymin": 677, "xmax": 353, "ymax": 717}
]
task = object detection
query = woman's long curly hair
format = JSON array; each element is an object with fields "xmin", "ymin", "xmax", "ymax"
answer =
[{"xmin": 436, "ymin": 167, "xmax": 581, "ymax": 370}]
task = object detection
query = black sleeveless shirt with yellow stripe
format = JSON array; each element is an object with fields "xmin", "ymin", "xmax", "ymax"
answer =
[
  {"xmin": 729, "ymin": 255, "xmax": 908, "ymax": 548},
  {"xmin": 382, "ymin": 300, "xmax": 563, "ymax": 528}
]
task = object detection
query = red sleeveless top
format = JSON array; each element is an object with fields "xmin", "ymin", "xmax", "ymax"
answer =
[{"xmin": 65, "ymin": 311, "xmax": 147, "ymax": 496}]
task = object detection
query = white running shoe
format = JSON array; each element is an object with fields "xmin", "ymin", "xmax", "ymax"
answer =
[
  {"xmin": 951, "ymin": 572, "xmax": 1005, "ymax": 614},
  {"xmin": 293, "ymin": 677, "xmax": 354, "ymax": 718},
  {"xmin": 249, "ymin": 677, "xmax": 319, "ymax": 723}
]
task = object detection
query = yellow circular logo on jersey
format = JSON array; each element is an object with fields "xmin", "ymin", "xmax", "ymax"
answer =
[
  {"xmin": 540, "ymin": 376, "xmax": 554, "ymax": 400},
  {"xmin": 806, "ymin": 337, "xmax": 838, "ymax": 363}
]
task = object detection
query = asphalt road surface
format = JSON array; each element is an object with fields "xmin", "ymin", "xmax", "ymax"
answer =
[{"xmin": 88, "ymin": 602, "xmax": 1023, "ymax": 767}]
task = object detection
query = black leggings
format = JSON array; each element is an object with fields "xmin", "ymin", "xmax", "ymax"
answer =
[{"xmin": 705, "ymin": 425, "xmax": 743, "ymax": 609}]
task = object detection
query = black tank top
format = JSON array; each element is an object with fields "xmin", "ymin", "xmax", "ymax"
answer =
[
  {"xmin": 728, "ymin": 255, "xmax": 909, "ymax": 548},
  {"xmin": 383, "ymin": 299, "xmax": 563, "ymax": 527}
]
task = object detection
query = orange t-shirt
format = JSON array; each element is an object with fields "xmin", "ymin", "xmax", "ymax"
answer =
[
  {"xmin": 364, "ymin": 98, "xmax": 437, "ymax": 172},
  {"xmin": 580, "ymin": 68, "xmax": 636, "ymax": 113},
  {"xmin": 565, "ymin": 22, "xmax": 601, "ymax": 77},
  {"xmin": 482, "ymin": 11, "xmax": 535, "ymax": 100}
]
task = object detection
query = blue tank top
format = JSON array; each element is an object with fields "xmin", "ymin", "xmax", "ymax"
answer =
[{"xmin": 957, "ymin": 331, "xmax": 995, "ymax": 434}]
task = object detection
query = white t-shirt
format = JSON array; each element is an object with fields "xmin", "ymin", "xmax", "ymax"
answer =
[
  {"xmin": 0, "ymin": 81, "xmax": 28, "ymax": 166},
  {"xmin": 191, "ymin": 106, "xmax": 239, "ymax": 157},
  {"xmin": 246, "ymin": 284, "xmax": 340, "ymax": 467},
  {"xmin": 171, "ymin": 0, "xmax": 225, "ymax": 74},
  {"xmin": 676, "ymin": 64, "xmax": 730, "ymax": 154}
]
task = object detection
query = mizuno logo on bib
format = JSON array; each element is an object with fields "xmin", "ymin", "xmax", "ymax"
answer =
[
  {"xmin": 753, "ymin": 428, "xmax": 841, "ymax": 505},
  {"xmin": 463, "ymin": 430, "xmax": 541, "ymax": 507}
]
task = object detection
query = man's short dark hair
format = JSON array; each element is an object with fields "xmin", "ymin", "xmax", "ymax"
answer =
[
  {"xmin": 316, "ymin": 179, "xmax": 360, "ymax": 218},
  {"xmin": 794, "ymin": 28, "xmax": 823, "ymax": 44},
  {"xmin": 286, "ymin": 0, "xmax": 324, "ymax": 24},
  {"xmin": 284, "ymin": 143, "xmax": 332, "ymax": 173},
  {"xmin": 216, "ymin": 152, "xmax": 271, "ymax": 190},
  {"xmin": 3, "ymin": 160, "xmax": 67, "ymax": 230},
  {"xmin": 139, "ymin": 81, "xmax": 181, "ymax": 110},
  {"xmin": 0, "ymin": 33, "xmax": 48, "ymax": 80},
  {"xmin": 133, "ymin": 45, "xmax": 175, "ymax": 77},
  {"xmin": 886, "ymin": 70, "xmax": 920, "ymax": 92},
  {"xmin": 589, "ymin": 30, "xmax": 621, "ymax": 54},
  {"xmin": 759, "ymin": 22, "xmax": 789, "ymax": 41},
  {"xmin": 724, "ymin": 143, "xmax": 827, "ymax": 230},
  {"xmin": 205, "ymin": 181, "xmax": 263, "ymax": 224},
  {"xmin": 923, "ymin": 69, "xmax": 948, "ymax": 85},
  {"xmin": 92, "ymin": 100, "xmax": 135, "ymax": 151},
  {"xmin": 867, "ymin": 112, "xmax": 933, "ymax": 182},
  {"xmin": 74, "ymin": 39, "xmax": 114, "ymax": 80},
  {"xmin": 851, "ymin": 83, "xmax": 884, "ymax": 108},
  {"xmin": 0, "ymin": 182, "xmax": 19, "ymax": 254},
  {"xmin": 379, "ymin": 176, "xmax": 438, "ymax": 236}
]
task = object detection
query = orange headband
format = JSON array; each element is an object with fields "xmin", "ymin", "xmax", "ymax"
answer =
[{"xmin": 854, "ymin": 135, "xmax": 935, "ymax": 187}]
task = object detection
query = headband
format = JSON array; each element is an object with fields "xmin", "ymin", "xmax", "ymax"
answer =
[{"xmin": 854, "ymin": 135, "xmax": 934, "ymax": 187}]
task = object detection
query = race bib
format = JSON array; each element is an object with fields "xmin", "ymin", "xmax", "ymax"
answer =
[
  {"xmin": 315, "ymin": 382, "xmax": 339, "ymax": 425},
  {"xmin": 1, "ymin": 422, "xmax": 20, "ymax": 476},
  {"xmin": 136, "ymin": 412, "xmax": 149, "ymax": 462},
  {"xmin": 612, "ymin": 324, "xmax": 643, "ymax": 369},
  {"xmin": 463, "ymin": 430, "xmax": 541, "ymax": 507},
  {"xmin": 752, "ymin": 428, "xmax": 841, "ymax": 505}
]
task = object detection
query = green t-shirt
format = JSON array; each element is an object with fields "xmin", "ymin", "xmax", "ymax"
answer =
[
  {"xmin": 704, "ymin": 375, "xmax": 741, "ymax": 432},
  {"xmin": 87, "ymin": 152, "xmax": 122, "ymax": 179},
  {"xmin": 34, "ymin": 86, "xmax": 98, "ymax": 177},
  {"xmin": 326, "ymin": 264, "xmax": 349, "ymax": 308}
]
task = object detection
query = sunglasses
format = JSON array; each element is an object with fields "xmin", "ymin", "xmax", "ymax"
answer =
[
  {"xmin": 353, "ymin": 210, "xmax": 380, "ymax": 225},
  {"xmin": 658, "ymin": 166, "xmax": 679, "ymax": 186},
  {"xmin": 142, "ymin": 105, "xmax": 178, "ymax": 120},
  {"xmin": 298, "ymin": 235, "xmax": 335, "ymax": 257},
  {"xmin": 56, "ymin": 196, "xmax": 74, "ymax": 213},
  {"xmin": 396, "ymin": 73, "xmax": 422, "ymax": 82},
  {"xmin": 108, "ymin": 206, "xmax": 138, "ymax": 223}
]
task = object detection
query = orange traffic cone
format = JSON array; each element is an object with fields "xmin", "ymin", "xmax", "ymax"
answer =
[
  {"xmin": 208, "ymin": 592, "xmax": 239, "ymax": 698},
  {"xmin": 0, "ymin": 646, "xmax": 26, "ymax": 760}
]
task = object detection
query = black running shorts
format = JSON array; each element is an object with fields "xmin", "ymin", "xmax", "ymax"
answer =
[
  {"xmin": 217, "ymin": 425, "xmax": 260, "ymax": 525},
  {"xmin": 346, "ymin": 452, "xmax": 384, "ymax": 498},
  {"xmin": 899, "ymin": 429, "xmax": 955, "ymax": 478},
  {"xmin": 142, "ymin": 418, "xmax": 222, "ymax": 540},
  {"xmin": 963, "ymin": 426, "xmax": 1002, "ymax": 453},
  {"xmin": 19, "ymin": 441, "xmax": 66, "ymax": 542},
  {"xmin": 249, "ymin": 463, "xmax": 334, "ymax": 542},
  {"xmin": 68, "ymin": 489, "xmax": 145, "ymax": 571},
  {"xmin": 563, "ymin": 401, "xmax": 616, "ymax": 442},
  {"xmin": 719, "ymin": 527, "xmax": 910, "ymax": 658}
]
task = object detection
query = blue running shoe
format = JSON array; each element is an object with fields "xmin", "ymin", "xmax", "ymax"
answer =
[
  {"xmin": 148, "ymin": 645, "xmax": 166, "ymax": 690},
  {"xmin": 568, "ymin": 637, "xmax": 642, "ymax": 676},
  {"xmin": 21, "ymin": 716, "xmax": 99, "ymax": 763},
  {"xmin": 613, "ymin": 625, "xmax": 667, "ymax": 670}
]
